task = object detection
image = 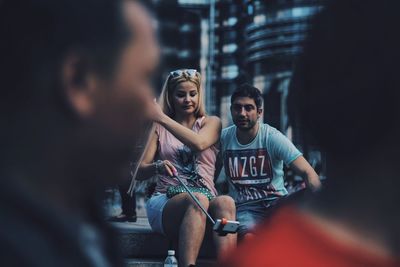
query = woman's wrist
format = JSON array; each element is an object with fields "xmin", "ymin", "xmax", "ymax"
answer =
[{"xmin": 156, "ymin": 112, "xmax": 169, "ymax": 127}]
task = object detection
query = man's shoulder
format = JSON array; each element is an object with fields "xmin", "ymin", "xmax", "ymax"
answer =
[
  {"xmin": 221, "ymin": 124, "xmax": 236, "ymax": 138},
  {"xmin": 261, "ymin": 123, "xmax": 284, "ymax": 138},
  {"xmin": 259, "ymin": 123, "xmax": 292, "ymax": 150},
  {"xmin": 255, "ymin": 122, "xmax": 273, "ymax": 139},
  {"xmin": 259, "ymin": 122, "xmax": 275, "ymax": 132}
]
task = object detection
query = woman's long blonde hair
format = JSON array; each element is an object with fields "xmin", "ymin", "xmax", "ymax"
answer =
[{"xmin": 159, "ymin": 70, "xmax": 206, "ymax": 119}]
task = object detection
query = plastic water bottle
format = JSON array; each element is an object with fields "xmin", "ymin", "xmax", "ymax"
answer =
[{"xmin": 164, "ymin": 250, "xmax": 178, "ymax": 267}]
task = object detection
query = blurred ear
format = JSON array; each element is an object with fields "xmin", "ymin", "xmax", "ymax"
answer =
[
  {"xmin": 257, "ymin": 108, "xmax": 263, "ymax": 118},
  {"xmin": 61, "ymin": 54, "xmax": 98, "ymax": 119}
]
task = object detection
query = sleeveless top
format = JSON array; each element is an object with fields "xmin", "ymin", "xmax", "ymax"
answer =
[{"xmin": 154, "ymin": 116, "xmax": 219, "ymax": 196}]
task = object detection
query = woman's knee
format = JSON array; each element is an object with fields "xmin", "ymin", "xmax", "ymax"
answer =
[
  {"xmin": 211, "ymin": 195, "xmax": 236, "ymax": 214},
  {"xmin": 210, "ymin": 196, "xmax": 236, "ymax": 219}
]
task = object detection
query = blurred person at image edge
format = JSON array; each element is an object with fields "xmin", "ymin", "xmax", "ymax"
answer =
[
  {"xmin": 220, "ymin": 0, "xmax": 400, "ymax": 266},
  {"xmin": 0, "ymin": 0, "xmax": 159, "ymax": 266}
]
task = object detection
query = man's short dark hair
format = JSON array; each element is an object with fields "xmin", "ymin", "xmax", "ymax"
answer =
[
  {"xmin": 231, "ymin": 83, "xmax": 263, "ymax": 109},
  {"xmin": 0, "ymin": 0, "xmax": 131, "ymax": 115}
]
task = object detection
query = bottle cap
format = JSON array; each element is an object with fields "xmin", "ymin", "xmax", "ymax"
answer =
[{"xmin": 168, "ymin": 250, "xmax": 175, "ymax": 256}]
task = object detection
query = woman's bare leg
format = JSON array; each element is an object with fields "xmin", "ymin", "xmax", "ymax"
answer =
[
  {"xmin": 209, "ymin": 195, "xmax": 237, "ymax": 259},
  {"xmin": 162, "ymin": 192, "xmax": 209, "ymax": 266}
]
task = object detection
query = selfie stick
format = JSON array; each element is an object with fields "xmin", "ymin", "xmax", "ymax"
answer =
[
  {"xmin": 172, "ymin": 169, "xmax": 215, "ymax": 224},
  {"xmin": 172, "ymin": 169, "xmax": 239, "ymax": 235}
]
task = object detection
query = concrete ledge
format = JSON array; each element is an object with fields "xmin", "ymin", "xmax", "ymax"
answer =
[
  {"xmin": 111, "ymin": 218, "xmax": 216, "ymax": 259},
  {"xmin": 125, "ymin": 259, "xmax": 163, "ymax": 267},
  {"xmin": 125, "ymin": 258, "xmax": 216, "ymax": 267}
]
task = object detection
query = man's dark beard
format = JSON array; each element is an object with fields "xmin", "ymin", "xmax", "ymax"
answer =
[{"xmin": 235, "ymin": 120, "xmax": 257, "ymax": 132}]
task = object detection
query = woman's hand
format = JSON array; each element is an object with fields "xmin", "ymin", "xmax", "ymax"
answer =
[
  {"xmin": 155, "ymin": 160, "xmax": 175, "ymax": 177},
  {"xmin": 146, "ymin": 99, "xmax": 166, "ymax": 123}
]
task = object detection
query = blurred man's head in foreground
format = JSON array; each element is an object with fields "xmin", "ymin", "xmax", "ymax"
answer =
[{"xmin": 0, "ymin": 0, "xmax": 159, "ymax": 186}]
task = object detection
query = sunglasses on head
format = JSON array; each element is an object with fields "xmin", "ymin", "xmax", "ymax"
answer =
[{"xmin": 169, "ymin": 69, "xmax": 197, "ymax": 78}]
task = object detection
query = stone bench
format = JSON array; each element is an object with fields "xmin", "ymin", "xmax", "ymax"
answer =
[{"xmin": 111, "ymin": 217, "xmax": 216, "ymax": 266}]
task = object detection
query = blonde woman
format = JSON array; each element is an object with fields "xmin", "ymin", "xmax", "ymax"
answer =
[{"xmin": 137, "ymin": 69, "xmax": 236, "ymax": 266}]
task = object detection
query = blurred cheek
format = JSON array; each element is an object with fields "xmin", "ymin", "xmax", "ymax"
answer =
[
  {"xmin": 130, "ymin": 82, "xmax": 154, "ymax": 118},
  {"xmin": 112, "ymin": 47, "xmax": 157, "ymax": 131},
  {"xmin": 102, "ymin": 78, "xmax": 152, "ymax": 132}
]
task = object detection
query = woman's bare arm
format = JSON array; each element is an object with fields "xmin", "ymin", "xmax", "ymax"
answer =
[{"xmin": 136, "ymin": 131, "xmax": 174, "ymax": 180}]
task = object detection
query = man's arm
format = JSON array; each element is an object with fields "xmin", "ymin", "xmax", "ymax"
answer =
[{"xmin": 289, "ymin": 156, "xmax": 322, "ymax": 192}]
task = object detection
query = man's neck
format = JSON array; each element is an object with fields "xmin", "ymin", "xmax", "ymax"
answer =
[{"xmin": 236, "ymin": 122, "xmax": 259, "ymax": 145}]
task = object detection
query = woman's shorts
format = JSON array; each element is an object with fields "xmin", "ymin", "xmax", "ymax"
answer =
[{"xmin": 146, "ymin": 193, "xmax": 169, "ymax": 235}]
